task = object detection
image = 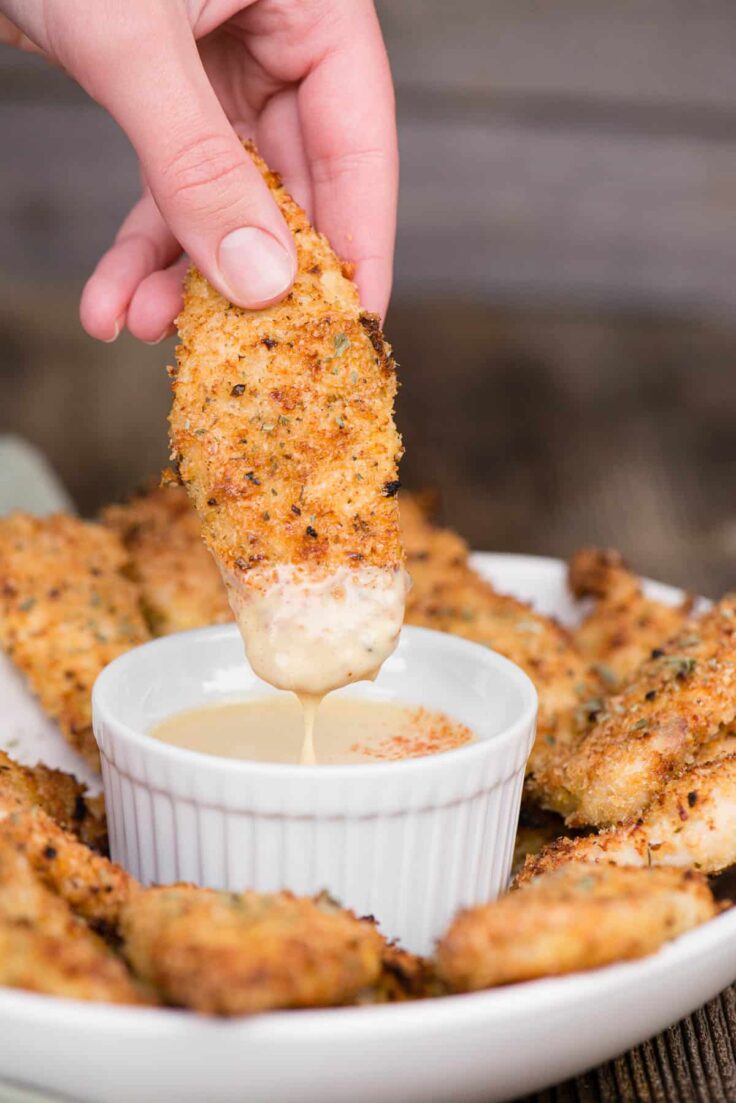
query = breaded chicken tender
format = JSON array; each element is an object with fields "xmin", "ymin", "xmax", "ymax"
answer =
[
  {"xmin": 436, "ymin": 864, "xmax": 716, "ymax": 991},
  {"xmin": 102, "ymin": 483, "xmax": 232, "ymax": 635},
  {"xmin": 569, "ymin": 547, "xmax": 692, "ymax": 689},
  {"xmin": 0, "ymin": 513, "xmax": 150, "ymax": 770},
  {"xmin": 0, "ymin": 750, "xmax": 107, "ymax": 852},
  {"xmin": 519, "ymin": 753, "xmax": 736, "ymax": 882},
  {"xmin": 400, "ymin": 498, "xmax": 597, "ymax": 776},
  {"xmin": 170, "ymin": 143, "xmax": 404, "ymax": 694},
  {"xmin": 120, "ymin": 885, "xmax": 383, "ymax": 1015},
  {"xmin": 0, "ymin": 842, "xmax": 146, "ymax": 1004},
  {"xmin": 539, "ymin": 597, "xmax": 736, "ymax": 825},
  {"xmin": 0, "ymin": 809, "xmax": 133, "ymax": 933}
]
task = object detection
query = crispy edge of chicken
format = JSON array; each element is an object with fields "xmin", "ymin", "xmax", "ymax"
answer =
[
  {"xmin": 518, "ymin": 752, "xmax": 736, "ymax": 883},
  {"xmin": 569, "ymin": 547, "xmax": 693, "ymax": 690},
  {"xmin": 0, "ymin": 750, "xmax": 107, "ymax": 852},
  {"xmin": 0, "ymin": 839, "xmax": 149, "ymax": 1004},
  {"xmin": 0, "ymin": 512, "xmax": 150, "ymax": 771},
  {"xmin": 0, "ymin": 809, "xmax": 133, "ymax": 935},
  {"xmin": 102, "ymin": 482, "xmax": 232, "ymax": 635},
  {"xmin": 436, "ymin": 864, "xmax": 717, "ymax": 991},
  {"xmin": 536, "ymin": 596, "xmax": 736, "ymax": 826}
]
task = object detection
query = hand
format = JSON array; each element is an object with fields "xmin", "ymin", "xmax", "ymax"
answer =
[{"xmin": 0, "ymin": 0, "xmax": 397, "ymax": 342}]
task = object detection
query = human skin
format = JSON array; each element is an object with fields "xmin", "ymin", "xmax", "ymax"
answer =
[{"xmin": 0, "ymin": 0, "xmax": 398, "ymax": 341}]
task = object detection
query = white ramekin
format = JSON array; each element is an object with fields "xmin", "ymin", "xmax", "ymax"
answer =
[{"xmin": 92, "ymin": 625, "xmax": 537, "ymax": 954}]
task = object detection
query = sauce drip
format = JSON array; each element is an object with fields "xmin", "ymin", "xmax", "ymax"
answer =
[{"xmin": 298, "ymin": 694, "xmax": 320, "ymax": 766}]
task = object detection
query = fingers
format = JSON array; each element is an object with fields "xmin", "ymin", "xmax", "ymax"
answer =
[
  {"xmin": 80, "ymin": 192, "xmax": 180, "ymax": 341},
  {"xmin": 298, "ymin": 1, "xmax": 398, "ymax": 316},
  {"xmin": 126, "ymin": 256, "xmax": 190, "ymax": 344},
  {"xmin": 0, "ymin": 14, "xmax": 44, "ymax": 54},
  {"xmin": 82, "ymin": 2, "xmax": 296, "ymax": 313}
]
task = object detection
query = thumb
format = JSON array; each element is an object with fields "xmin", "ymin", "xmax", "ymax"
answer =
[{"xmin": 88, "ymin": 7, "xmax": 296, "ymax": 309}]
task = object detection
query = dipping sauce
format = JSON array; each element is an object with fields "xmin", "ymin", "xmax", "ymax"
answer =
[
  {"xmin": 223, "ymin": 564, "xmax": 408, "ymax": 697},
  {"xmin": 150, "ymin": 696, "xmax": 476, "ymax": 766}
]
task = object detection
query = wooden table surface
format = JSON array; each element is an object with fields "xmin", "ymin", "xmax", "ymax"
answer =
[{"xmin": 523, "ymin": 988, "xmax": 736, "ymax": 1103}]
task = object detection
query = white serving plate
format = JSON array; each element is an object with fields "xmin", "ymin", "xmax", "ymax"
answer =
[{"xmin": 0, "ymin": 554, "xmax": 731, "ymax": 1103}]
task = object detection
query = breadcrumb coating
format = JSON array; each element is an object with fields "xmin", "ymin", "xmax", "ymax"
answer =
[
  {"xmin": 545, "ymin": 597, "xmax": 736, "ymax": 826},
  {"xmin": 0, "ymin": 750, "xmax": 107, "ymax": 852},
  {"xmin": 570, "ymin": 547, "xmax": 692, "ymax": 689},
  {"xmin": 120, "ymin": 885, "xmax": 383, "ymax": 1015},
  {"xmin": 0, "ymin": 842, "xmax": 148, "ymax": 1004},
  {"xmin": 0, "ymin": 513, "xmax": 150, "ymax": 770},
  {"xmin": 0, "ymin": 809, "xmax": 133, "ymax": 934},
  {"xmin": 436, "ymin": 864, "xmax": 716, "ymax": 990},
  {"xmin": 518, "ymin": 753, "xmax": 736, "ymax": 882},
  {"xmin": 170, "ymin": 143, "xmax": 403, "ymax": 584},
  {"xmin": 102, "ymin": 483, "xmax": 231, "ymax": 635}
]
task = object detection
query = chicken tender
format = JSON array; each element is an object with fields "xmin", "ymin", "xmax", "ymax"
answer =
[
  {"xmin": 120, "ymin": 885, "xmax": 383, "ymax": 1015},
  {"xmin": 401, "ymin": 500, "xmax": 597, "ymax": 776},
  {"xmin": 570, "ymin": 547, "xmax": 692, "ymax": 689},
  {"xmin": 0, "ymin": 809, "xmax": 133, "ymax": 933},
  {"xmin": 519, "ymin": 753, "xmax": 736, "ymax": 882},
  {"xmin": 102, "ymin": 483, "xmax": 232, "ymax": 635},
  {"xmin": 170, "ymin": 143, "xmax": 404, "ymax": 694},
  {"xmin": 540, "ymin": 597, "xmax": 736, "ymax": 825},
  {"xmin": 436, "ymin": 864, "xmax": 716, "ymax": 991},
  {"xmin": 0, "ymin": 513, "xmax": 150, "ymax": 770},
  {"xmin": 0, "ymin": 750, "xmax": 107, "ymax": 852},
  {"xmin": 0, "ymin": 842, "xmax": 146, "ymax": 1004}
]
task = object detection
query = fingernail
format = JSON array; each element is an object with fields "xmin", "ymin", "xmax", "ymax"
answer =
[
  {"xmin": 144, "ymin": 328, "xmax": 172, "ymax": 346},
  {"xmin": 218, "ymin": 228, "xmax": 295, "ymax": 307},
  {"xmin": 102, "ymin": 315, "xmax": 125, "ymax": 343}
]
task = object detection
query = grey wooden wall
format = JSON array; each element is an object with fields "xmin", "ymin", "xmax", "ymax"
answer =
[
  {"xmin": 4, "ymin": 2, "xmax": 736, "ymax": 311},
  {"xmin": 3, "ymin": 2, "xmax": 736, "ymax": 595}
]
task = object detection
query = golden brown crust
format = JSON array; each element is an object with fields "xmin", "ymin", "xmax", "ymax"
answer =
[
  {"xmin": 0, "ymin": 809, "xmax": 133, "ymax": 933},
  {"xmin": 102, "ymin": 483, "xmax": 232, "ymax": 635},
  {"xmin": 0, "ymin": 513, "xmax": 150, "ymax": 770},
  {"xmin": 170, "ymin": 143, "xmax": 403, "ymax": 581},
  {"xmin": 436, "ymin": 864, "xmax": 716, "ymax": 991},
  {"xmin": 0, "ymin": 842, "xmax": 148, "ymax": 1004},
  {"xmin": 543, "ymin": 597, "xmax": 736, "ymax": 826},
  {"xmin": 518, "ymin": 752, "xmax": 736, "ymax": 882},
  {"xmin": 120, "ymin": 885, "xmax": 383, "ymax": 1015},
  {"xmin": 0, "ymin": 751, "xmax": 107, "ymax": 852},
  {"xmin": 569, "ymin": 547, "xmax": 692, "ymax": 690},
  {"xmin": 401, "ymin": 498, "xmax": 598, "ymax": 776}
]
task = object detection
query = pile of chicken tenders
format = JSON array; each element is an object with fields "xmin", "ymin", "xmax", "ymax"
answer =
[
  {"xmin": 0, "ymin": 144, "xmax": 734, "ymax": 1014},
  {"xmin": 0, "ymin": 486, "xmax": 732, "ymax": 1012}
]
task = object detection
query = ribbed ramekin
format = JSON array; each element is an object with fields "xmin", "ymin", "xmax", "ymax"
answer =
[{"xmin": 92, "ymin": 625, "xmax": 536, "ymax": 954}]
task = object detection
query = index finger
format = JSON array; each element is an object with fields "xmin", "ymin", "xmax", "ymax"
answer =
[{"xmin": 297, "ymin": 1, "xmax": 398, "ymax": 318}]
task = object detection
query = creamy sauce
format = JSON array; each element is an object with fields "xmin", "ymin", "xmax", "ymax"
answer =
[
  {"xmin": 222, "ymin": 564, "xmax": 408, "ymax": 697},
  {"xmin": 150, "ymin": 696, "xmax": 475, "ymax": 766},
  {"xmin": 297, "ymin": 694, "xmax": 320, "ymax": 766}
]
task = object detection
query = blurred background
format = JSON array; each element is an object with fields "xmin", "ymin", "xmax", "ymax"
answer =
[{"xmin": 2, "ymin": 1, "xmax": 736, "ymax": 595}]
